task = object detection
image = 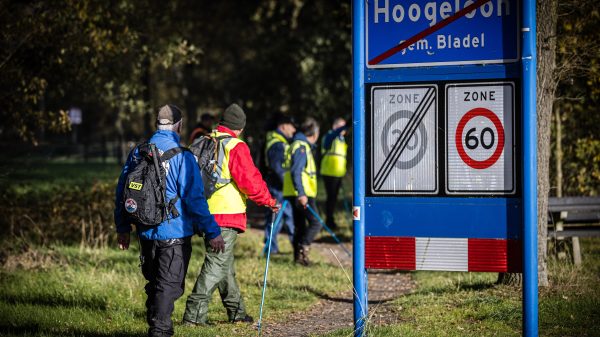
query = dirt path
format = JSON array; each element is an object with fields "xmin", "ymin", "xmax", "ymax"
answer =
[{"xmin": 250, "ymin": 229, "xmax": 415, "ymax": 337}]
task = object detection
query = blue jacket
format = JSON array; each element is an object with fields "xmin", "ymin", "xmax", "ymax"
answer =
[
  {"xmin": 266, "ymin": 129, "xmax": 289, "ymax": 190},
  {"xmin": 289, "ymin": 132, "xmax": 314, "ymax": 197},
  {"xmin": 114, "ymin": 130, "xmax": 221, "ymax": 241}
]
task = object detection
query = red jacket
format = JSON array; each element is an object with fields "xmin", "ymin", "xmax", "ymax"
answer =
[{"xmin": 213, "ymin": 125, "xmax": 274, "ymax": 232}]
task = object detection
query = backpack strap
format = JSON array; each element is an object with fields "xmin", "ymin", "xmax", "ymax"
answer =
[
  {"xmin": 161, "ymin": 146, "xmax": 190, "ymax": 161},
  {"xmin": 158, "ymin": 146, "xmax": 190, "ymax": 219},
  {"xmin": 214, "ymin": 135, "xmax": 232, "ymax": 141}
]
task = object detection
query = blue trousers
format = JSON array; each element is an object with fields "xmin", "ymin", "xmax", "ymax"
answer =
[{"xmin": 264, "ymin": 187, "xmax": 294, "ymax": 253}]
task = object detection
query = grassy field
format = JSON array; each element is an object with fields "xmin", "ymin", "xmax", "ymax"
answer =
[
  {"xmin": 0, "ymin": 160, "xmax": 352, "ymax": 336},
  {"xmin": 1, "ymin": 160, "xmax": 599, "ymax": 336},
  {"xmin": 0, "ymin": 232, "xmax": 349, "ymax": 337},
  {"xmin": 322, "ymin": 238, "xmax": 600, "ymax": 337}
]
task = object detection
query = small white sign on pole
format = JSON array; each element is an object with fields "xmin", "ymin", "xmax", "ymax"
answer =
[
  {"xmin": 445, "ymin": 82, "xmax": 515, "ymax": 194},
  {"xmin": 371, "ymin": 85, "xmax": 438, "ymax": 194},
  {"xmin": 68, "ymin": 107, "xmax": 83, "ymax": 125}
]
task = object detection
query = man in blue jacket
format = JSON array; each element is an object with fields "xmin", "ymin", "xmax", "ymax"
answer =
[
  {"xmin": 263, "ymin": 115, "xmax": 296, "ymax": 254},
  {"xmin": 283, "ymin": 117, "xmax": 321, "ymax": 265},
  {"xmin": 114, "ymin": 104, "xmax": 224, "ymax": 337}
]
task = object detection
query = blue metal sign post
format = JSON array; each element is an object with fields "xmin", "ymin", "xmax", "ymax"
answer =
[
  {"xmin": 352, "ymin": 0, "xmax": 367, "ymax": 335},
  {"xmin": 352, "ymin": 0, "xmax": 538, "ymax": 336},
  {"xmin": 521, "ymin": 0, "xmax": 538, "ymax": 335}
]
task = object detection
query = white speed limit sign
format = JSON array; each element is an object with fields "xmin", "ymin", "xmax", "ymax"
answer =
[{"xmin": 446, "ymin": 82, "xmax": 515, "ymax": 195}]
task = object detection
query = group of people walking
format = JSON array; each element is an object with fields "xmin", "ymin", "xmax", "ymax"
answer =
[
  {"xmin": 262, "ymin": 115, "xmax": 349, "ymax": 265},
  {"xmin": 114, "ymin": 103, "xmax": 348, "ymax": 337}
]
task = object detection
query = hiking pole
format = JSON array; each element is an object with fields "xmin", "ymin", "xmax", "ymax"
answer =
[
  {"xmin": 261, "ymin": 205, "xmax": 285, "ymax": 256},
  {"xmin": 306, "ymin": 204, "xmax": 352, "ymax": 258},
  {"xmin": 257, "ymin": 200, "xmax": 288, "ymax": 337}
]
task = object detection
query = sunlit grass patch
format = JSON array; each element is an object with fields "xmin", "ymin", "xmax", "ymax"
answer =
[
  {"xmin": 0, "ymin": 229, "xmax": 347, "ymax": 337},
  {"xmin": 321, "ymin": 238, "xmax": 600, "ymax": 337}
]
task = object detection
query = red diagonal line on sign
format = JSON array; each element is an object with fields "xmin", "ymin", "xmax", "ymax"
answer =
[{"xmin": 368, "ymin": 0, "xmax": 493, "ymax": 65}]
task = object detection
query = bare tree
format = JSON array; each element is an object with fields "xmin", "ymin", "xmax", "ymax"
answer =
[{"xmin": 535, "ymin": 0, "xmax": 559, "ymax": 287}]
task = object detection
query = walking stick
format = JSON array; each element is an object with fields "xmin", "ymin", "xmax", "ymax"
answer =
[
  {"xmin": 306, "ymin": 204, "xmax": 352, "ymax": 258},
  {"xmin": 261, "ymin": 205, "xmax": 285, "ymax": 256},
  {"xmin": 257, "ymin": 200, "xmax": 288, "ymax": 337}
]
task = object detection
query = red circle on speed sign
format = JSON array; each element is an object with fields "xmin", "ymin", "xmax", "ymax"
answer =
[{"xmin": 455, "ymin": 107, "xmax": 505, "ymax": 169}]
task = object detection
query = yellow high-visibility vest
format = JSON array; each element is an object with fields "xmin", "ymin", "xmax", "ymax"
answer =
[
  {"xmin": 207, "ymin": 131, "xmax": 247, "ymax": 214},
  {"xmin": 320, "ymin": 135, "xmax": 347, "ymax": 177},
  {"xmin": 283, "ymin": 139, "xmax": 317, "ymax": 198},
  {"xmin": 264, "ymin": 131, "xmax": 289, "ymax": 168}
]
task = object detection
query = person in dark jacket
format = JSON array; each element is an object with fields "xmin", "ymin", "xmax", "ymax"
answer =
[
  {"xmin": 115, "ymin": 104, "xmax": 225, "ymax": 337},
  {"xmin": 283, "ymin": 117, "xmax": 321, "ymax": 266},
  {"xmin": 262, "ymin": 114, "xmax": 296, "ymax": 254},
  {"xmin": 188, "ymin": 112, "xmax": 215, "ymax": 144}
]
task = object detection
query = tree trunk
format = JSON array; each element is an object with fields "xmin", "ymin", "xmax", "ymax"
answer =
[
  {"xmin": 555, "ymin": 105, "xmax": 562, "ymax": 198},
  {"xmin": 535, "ymin": 0, "xmax": 558, "ymax": 287},
  {"xmin": 498, "ymin": 0, "xmax": 557, "ymax": 287}
]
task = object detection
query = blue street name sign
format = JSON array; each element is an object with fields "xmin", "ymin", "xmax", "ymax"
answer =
[{"xmin": 367, "ymin": 0, "xmax": 519, "ymax": 68}]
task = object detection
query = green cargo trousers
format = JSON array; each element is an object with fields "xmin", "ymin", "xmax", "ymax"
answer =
[{"xmin": 183, "ymin": 228, "xmax": 247, "ymax": 324}]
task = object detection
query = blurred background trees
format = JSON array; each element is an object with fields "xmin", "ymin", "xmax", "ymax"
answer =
[
  {"xmin": 0, "ymin": 0, "xmax": 597, "ymax": 196},
  {"xmin": 551, "ymin": 0, "xmax": 600, "ymax": 197},
  {"xmin": 0, "ymin": 0, "xmax": 350, "ymax": 154}
]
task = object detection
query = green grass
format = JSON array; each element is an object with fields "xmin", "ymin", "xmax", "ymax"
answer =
[
  {"xmin": 4, "ymin": 160, "xmax": 599, "ymax": 336},
  {"xmin": 0, "ymin": 159, "xmax": 352, "ymax": 336},
  {"xmin": 0, "ymin": 160, "xmax": 121, "ymax": 197},
  {"xmin": 0, "ymin": 231, "xmax": 348, "ymax": 337},
  {"xmin": 321, "ymin": 238, "xmax": 600, "ymax": 337}
]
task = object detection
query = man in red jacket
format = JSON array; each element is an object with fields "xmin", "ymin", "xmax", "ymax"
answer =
[{"xmin": 183, "ymin": 103, "xmax": 279, "ymax": 325}]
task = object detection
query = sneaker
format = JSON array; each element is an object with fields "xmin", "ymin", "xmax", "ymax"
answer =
[{"xmin": 229, "ymin": 315, "xmax": 254, "ymax": 323}]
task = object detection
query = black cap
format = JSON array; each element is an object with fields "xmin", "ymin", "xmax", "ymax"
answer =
[{"xmin": 276, "ymin": 114, "xmax": 296, "ymax": 127}]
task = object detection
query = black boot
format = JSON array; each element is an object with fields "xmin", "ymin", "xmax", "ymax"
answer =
[{"xmin": 294, "ymin": 244, "xmax": 301, "ymax": 264}]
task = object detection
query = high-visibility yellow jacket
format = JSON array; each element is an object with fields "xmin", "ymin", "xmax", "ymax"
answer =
[
  {"xmin": 207, "ymin": 131, "xmax": 247, "ymax": 214},
  {"xmin": 264, "ymin": 131, "xmax": 289, "ymax": 168},
  {"xmin": 320, "ymin": 135, "xmax": 347, "ymax": 177},
  {"xmin": 283, "ymin": 137, "xmax": 317, "ymax": 198}
]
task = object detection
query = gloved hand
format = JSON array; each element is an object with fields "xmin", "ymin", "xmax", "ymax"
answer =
[
  {"xmin": 209, "ymin": 234, "xmax": 226, "ymax": 253},
  {"xmin": 269, "ymin": 199, "xmax": 281, "ymax": 213}
]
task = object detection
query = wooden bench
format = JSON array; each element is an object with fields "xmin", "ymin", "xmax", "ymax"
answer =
[{"xmin": 547, "ymin": 196, "xmax": 600, "ymax": 265}]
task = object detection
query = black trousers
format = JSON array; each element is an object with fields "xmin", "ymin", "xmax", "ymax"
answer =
[
  {"xmin": 323, "ymin": 176, "xmax": 342, "ymax": 228},
  {"xmin": 140, "ymin": 237, "xmax": 192, "ymax": 337},
  {"xmin": 286, "ymin": 197, "xmax": 322, "ymax": 247}
]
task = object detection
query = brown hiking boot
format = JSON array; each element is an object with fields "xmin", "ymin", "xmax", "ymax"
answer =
[{"xmin": 298, "ymin": 245, "xmax": 311, "ymax": 266}]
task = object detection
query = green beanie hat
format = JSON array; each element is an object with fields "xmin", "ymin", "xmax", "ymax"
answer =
[{"xmin": 220, "ymin": 103, "xmax": 246, "ymax": 130}]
